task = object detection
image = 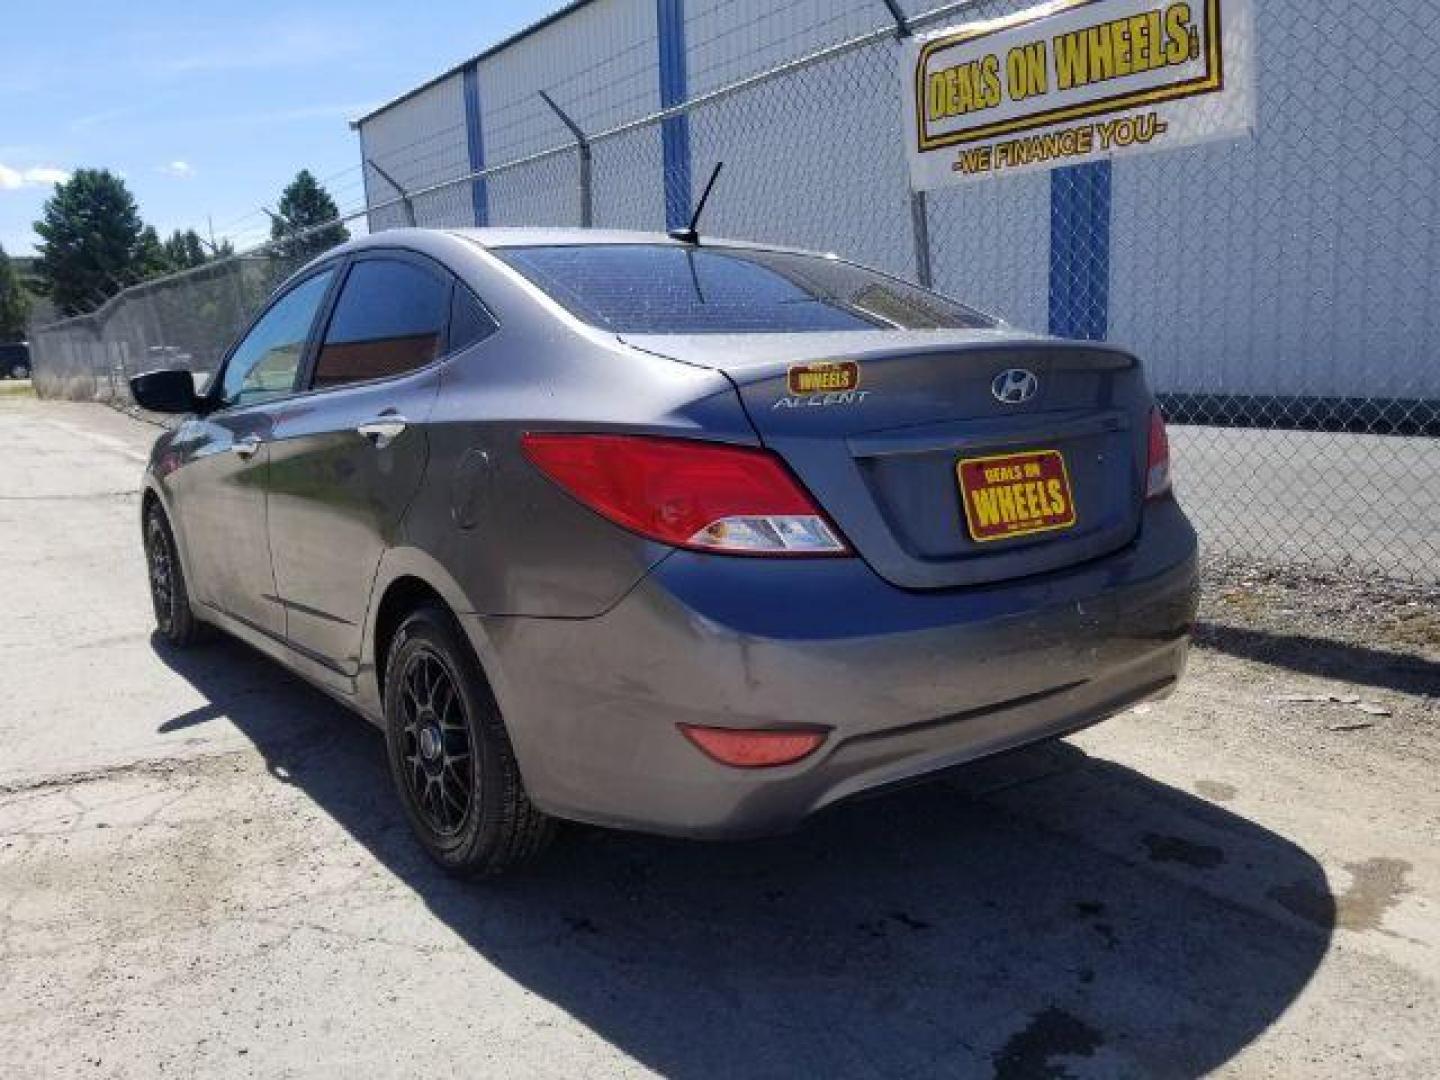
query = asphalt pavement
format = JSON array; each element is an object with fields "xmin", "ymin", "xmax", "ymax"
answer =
[
  {"xmin": 1, "ymin": 399, "xmax": 1436, "ymax": 1079},
  {"xmin": 1171, "ymin": 425, "xmax": 1440, "ymax": 580}
]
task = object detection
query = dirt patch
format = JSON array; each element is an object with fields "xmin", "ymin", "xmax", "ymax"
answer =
[
  {"xmin": 0, "ymin": 381, "xmax": 35, "ymax": 399},
  {"xmin": 1270, "ymin": 857, "xmax": 1414, "ymax": 934},
  {"xmin": 1201, "ymin": 557, "xmax": 1440, "ymax": 659}
]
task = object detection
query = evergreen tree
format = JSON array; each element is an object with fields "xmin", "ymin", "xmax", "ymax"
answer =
[
  {"xmin": 270, "ymin": 169, "xmax": 349, "ymax": 264},
  {"xmin": 135, "ymin": 225, "xmax": 170, "ymax": 280},
  {"xmin": 32, "ymin": 169, "xmax": 149, "ymax": 316},
  {"xmin": 0, "ymin": 244, "xmax": 31, "ymax": 340},
  {"xmin": 162, "ymin": 229, "xmax": 211, "ymax": 271}
]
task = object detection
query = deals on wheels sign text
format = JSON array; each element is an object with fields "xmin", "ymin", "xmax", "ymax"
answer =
[{"xmin": 903, "ymin": 0, "xmax": 1255, "ymax": 189}]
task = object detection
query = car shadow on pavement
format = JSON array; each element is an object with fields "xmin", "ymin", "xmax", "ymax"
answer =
[
  {"xmin": 1197, "ymin": 621, "xmax": 1440, "ymax": 697},
  {"xmin": 154, "ymin": 634, "xmax": 1335, "ymax": 1079}
]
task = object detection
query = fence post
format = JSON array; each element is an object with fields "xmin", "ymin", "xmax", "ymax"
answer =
[
  {"xmin": 365, "ymin": 159, "xmax": 418, "ymax": 226},
  {"xmin": 538, "ymin": 90, "xmax": 593, "ymax": 228},
  {"xmin": 879, "ymin": 0, "xmax": 933, "ymax": 287}
]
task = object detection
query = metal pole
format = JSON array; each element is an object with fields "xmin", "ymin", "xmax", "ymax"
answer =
[
  {"xmin": 910, "ymin": 190, "xmax": 934, "ymax": 288},
  {"xmin": 538, "ymin": 90, "xmax": 593, "ymax": 228},
  {"xmin": 365, "ymin": 159, "xmax": 417, "ymax": 227},
  {"xmin": 879, "ymin": 0, "xmax": 935, "ymax": 287},
  {"xmin": 879, "ymin": 0, "xmax": 910, "ymax": 35}
]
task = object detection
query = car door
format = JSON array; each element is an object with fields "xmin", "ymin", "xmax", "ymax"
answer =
[
  {"xmin": 165, "ymin": 265, "xmax": 338, "ymax": 639},
  {"xmin": 265, "ymin": 252, "xmax": 466, "ymax": 676}
]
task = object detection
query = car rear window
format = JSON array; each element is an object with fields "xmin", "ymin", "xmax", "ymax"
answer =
[{"xmin": 493, "ymin": 244, "xmax": 995, "ymax": 334}]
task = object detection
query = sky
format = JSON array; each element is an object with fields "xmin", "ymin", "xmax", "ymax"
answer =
[{"xmin": 0, "ymin": 0, "xmax": 564, "ymax": 256}]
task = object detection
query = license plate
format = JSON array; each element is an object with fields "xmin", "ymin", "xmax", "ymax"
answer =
[{"xmin": 957, "ymin": 449, "xmax": 1077, "ymax": 543}]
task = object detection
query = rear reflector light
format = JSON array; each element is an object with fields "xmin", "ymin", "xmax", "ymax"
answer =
[
  {"xmin": 521, "ymin": 433, "xmax": 848, "ymax": 556},
  {"xmin": 678, "ymin": 724, "xmax": 828, "ymax": 768},
  {"xmin": 1146, "ymin": 406, "xmax": 1172, "ymax": 500}
]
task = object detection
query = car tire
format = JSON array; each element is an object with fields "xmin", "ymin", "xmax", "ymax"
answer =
[
  {"xmin": 9, "ymin": 364, "xmax": 26, "ymax": 380},
  {"xmin": 143, "ymin": 504, "xmax": 207, "ymax": 647},
  {"xmin": 383, "ymin": 604, "xmax": 555, "ymax": 877}
]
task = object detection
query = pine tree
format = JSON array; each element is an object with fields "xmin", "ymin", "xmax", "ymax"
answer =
[
  {"xmin": 161, "ymin": 229, "xmax": 211, "ymax": 272},
  {"xmin": 0, "ymin": 244, "xmax": 31, "ymax": 341},
  {"xmin": 32, "ymin": 169, "xmax": 150, "ymax": 316},
  {"xmin": 135, "ymin": 226, "xmax": 170, "ymax": 280},
  {"xmin": 270, "ymin": 170, "xmax": 349, "ymax": 264}
]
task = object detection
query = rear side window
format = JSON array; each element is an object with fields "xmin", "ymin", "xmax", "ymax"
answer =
[
  {"xmin": 313, "ymin": 259, "xmax": 449, "ymax": 389},
  {"xmin": 494, "ymin": 244, "xmax": 995, "ymax": 334},
  {"xmin": 448, "ymin": 285, "xmax": 498, "ymax": 353}
]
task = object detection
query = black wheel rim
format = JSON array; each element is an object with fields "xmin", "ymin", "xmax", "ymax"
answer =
[
  {"xmin": 146, "ymin": 517, "xmax": 175, "ymax": 634},
  {"xmin": 398, "ymin": 648, "xmax": 474, "ymax": 837}
]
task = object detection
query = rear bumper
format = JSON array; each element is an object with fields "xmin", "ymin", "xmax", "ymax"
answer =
[{"xmin": 469, "ymin": 497, "xmax": 1199, "ymax": 839}]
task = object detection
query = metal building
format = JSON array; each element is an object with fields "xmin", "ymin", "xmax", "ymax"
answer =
[{"xmin": 351, "ymin": 0, "xmax": 1440, "ymax": 421}]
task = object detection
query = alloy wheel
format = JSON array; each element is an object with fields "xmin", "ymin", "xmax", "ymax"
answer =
[
  {"xmin": 398, "ymin": 648, "xmax": 475, "ymax": 837},
  {"xmin": 145, "ymin": 517, "xmax": 175, "ymax": 634}
]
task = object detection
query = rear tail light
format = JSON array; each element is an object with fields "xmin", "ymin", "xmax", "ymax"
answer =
[
  {"xmin": 1145, "ymin": 406, "xmax": 1172, "ymax": 500},
  {"xmin": 678, "ymin": 724, "xmax": 828, "ymax": 768},
  {"xmin": 521, "ymin": 433, "xmax": 848, "ymax": 556}
]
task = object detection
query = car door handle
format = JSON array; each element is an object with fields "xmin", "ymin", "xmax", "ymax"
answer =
[
  {"xmin": 357, "ymin": 416, "xmax": 408, "ymax": 449},
  {"xmin": 231, "ymin": 435, "xmax": 262, "ymax": 459}
]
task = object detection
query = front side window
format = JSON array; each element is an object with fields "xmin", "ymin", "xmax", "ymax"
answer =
[
  {"xmin": 312, "ymin": 259, "xmax": 449, "ymax": 389},
  {"xmin": 219, "ymin": 269, "xmax": 334, "ymax": 408},
  {"xmin": 494, "ymin": 244, "xmax": 996, "ymax": 334}
]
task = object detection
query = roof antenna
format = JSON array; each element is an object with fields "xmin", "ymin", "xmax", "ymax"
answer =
[{"xmin": 668, "ymin": 162, "xmax": 723, "ymax": 245}]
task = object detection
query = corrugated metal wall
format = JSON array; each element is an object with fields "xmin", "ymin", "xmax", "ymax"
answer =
[
  {"xmin": 352, "ymin": 0, "xmax": 1074, "ymax": 336},
  {"xmin": 1110, "ymin": 0, "xmax": 1440, "ymax": 399},
  {"xmin": 359, "ymin": 75, "xmax": 470, "ymax": 230},
  {"xmin": 479, "ymin": 0, "xmax": 661, "ymax": 226},
  {"xmin": 353, "ymin": 0, "xmax": 1440, "ymax": 402}
]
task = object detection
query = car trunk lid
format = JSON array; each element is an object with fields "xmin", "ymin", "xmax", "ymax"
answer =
[{"xmin": 622, "ymin": 330, "xmax": 1151, "ymax": 589}]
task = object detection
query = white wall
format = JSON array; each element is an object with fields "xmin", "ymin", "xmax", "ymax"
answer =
[
  {"xmin": 354, "ymin": 0, "xmax": 1438, "ymax": 400},
  {"xmin": 478, "ymin": 0, "xmax": 662, "ymax": 228},
  {"xmin": 359, "ymin": 74, "xmax": 471, "ymax": 230},
  {"xmin": 1110, "ymin": 0, "xmax": 1440, "ymax": 398},
  {"xmin": 683, "ymin": 0, "xmax": 882, "ymax": 98}
]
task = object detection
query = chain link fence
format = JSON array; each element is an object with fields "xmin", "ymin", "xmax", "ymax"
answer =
[{"xmin": 27, "ymin": 0, "xmax": 1440, "ymax": 583}]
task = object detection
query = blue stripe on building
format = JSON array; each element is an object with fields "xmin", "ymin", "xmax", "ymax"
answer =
[
  {"xmin": 1048, "ymin": 161, "xmax": 1111, "ymax": 341},
  {"xmin": 462, "ymin": 64, "xmax": 490, "ymax": 227},
  {"xmin": 656, "ymin": 0, "xmax": 691, "ymax": 231}
]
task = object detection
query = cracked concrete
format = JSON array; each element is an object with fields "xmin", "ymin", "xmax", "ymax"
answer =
[{"xmin": 1, "ymin": 399, "xmax": 1437, "ymax": 1078}]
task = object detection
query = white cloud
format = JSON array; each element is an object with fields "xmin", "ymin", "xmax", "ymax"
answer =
[
  {"xmin": 161, "ymin": 160, "xmax": 195, "ymax": 179},
  {"xmin": 0, "ymin": 164, "xmax": 70, "ymax": 190}
]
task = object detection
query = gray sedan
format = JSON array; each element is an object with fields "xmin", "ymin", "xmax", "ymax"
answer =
[{"xmin": 131, "ymin": 228, "xmax": 1199, "ymax": 876}]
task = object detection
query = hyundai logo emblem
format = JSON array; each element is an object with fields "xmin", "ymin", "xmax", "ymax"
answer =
[{"xmin": 992, "ymin": 368, "xmax": 1039, "ymax": 405}]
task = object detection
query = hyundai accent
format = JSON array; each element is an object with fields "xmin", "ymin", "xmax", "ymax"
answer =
[{"xmin": 132, "ymin": 228, "xmax": 1199, "ymax": 876}]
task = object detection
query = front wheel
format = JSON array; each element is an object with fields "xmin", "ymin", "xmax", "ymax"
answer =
[
  {"xmin": 383, "ymin": 605, "xmax": 555, "ymax": 877},
  {"xmin": 143, "ymin": 504, "xmax": 206, "ymax": 647}
]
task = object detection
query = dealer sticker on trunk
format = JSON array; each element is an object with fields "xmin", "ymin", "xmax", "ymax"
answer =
[
  {"xmin": 958, "ymin": 449, "xmax": 1077, "ymax": 542},
  {"xmin": 774, "ymin": 361, "xmax": 870, "ymax": 410}
]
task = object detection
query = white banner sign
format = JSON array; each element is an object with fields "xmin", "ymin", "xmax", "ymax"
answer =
[{"xmin": 902, "ymin": 0, "xmax": 1255, "ymax": 189}]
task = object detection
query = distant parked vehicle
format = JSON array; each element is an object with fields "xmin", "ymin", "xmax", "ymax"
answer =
[
  {"xmin": 145, "ymin": 345, "xmax": 194, "ymax": 368},
  {"xmin": 1, "ymin": 342, "xmax": 30, "ymax": 380}
]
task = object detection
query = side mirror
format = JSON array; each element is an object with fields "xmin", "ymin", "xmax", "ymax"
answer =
[{"xmin": 130, "ymin": 369, "xmax": 202, "ymax": 414}]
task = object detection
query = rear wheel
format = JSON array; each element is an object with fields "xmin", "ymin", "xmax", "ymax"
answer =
[
  {"xmin": 143, "ymin": 504, "xmax": 206, "ymax": 647},
  {"xmin": 383, "ymin": 605, "xmax": 555, "ymax": 876}
]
